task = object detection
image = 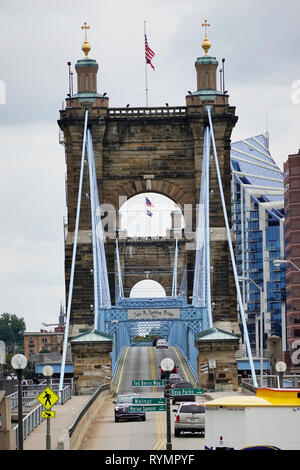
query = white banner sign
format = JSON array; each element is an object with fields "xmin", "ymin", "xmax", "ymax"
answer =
[{"xmin": 128, "ymin": 308, "xmax": 180, "ymax": 320}]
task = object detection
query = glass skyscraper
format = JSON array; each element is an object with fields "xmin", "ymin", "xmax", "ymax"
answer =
[{"xmin": 231, "ymin": 133, "xmax": 286, "ymax": 352}]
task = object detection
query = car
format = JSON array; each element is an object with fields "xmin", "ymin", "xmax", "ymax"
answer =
[
  {"xmin": 173, "ymin": 402, "xmax": 205, "ymax": 437},
  {"xmin": 164, "ymin": 373, "xmax": 182, "ymax": 398},
  {"xmin": 113, "ymin": 393, "xmax": 146, "ymax": 422},
  {"xmin": 170, "ymin": 381, "xmax": 196, "ymax": 405},
  {"xmin": 156, "ymin": 339, "xmax": 168, "ymax": 349},
  {"xmin": 152, "ymin": 336, "xmax": 161, "ymax": 347}
]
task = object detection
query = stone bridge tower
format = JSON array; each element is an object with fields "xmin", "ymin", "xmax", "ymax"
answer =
[{"xmin": 58, "ymin": 25, "xmax": 238, "ymax": 338}]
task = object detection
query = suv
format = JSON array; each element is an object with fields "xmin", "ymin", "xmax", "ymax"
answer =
[
  {"xmin": 113, "ymin": 393, "xmax": 146, "ymax": 422},
  {"xmin": 170, "ymin": 381, "xmax": 196, "ymax": 405},
  {"xmin": 174, "ymin": 402, "xmax": 205, "ymax": 437},
  {"xmin": 156, "ymin": 339, "xmax": 168, "ymax": 349}
]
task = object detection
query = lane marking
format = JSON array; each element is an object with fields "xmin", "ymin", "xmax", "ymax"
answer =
[
  {"xmin": 150, "ymin": 347, "xmax": 168, "ymax": 450},
  {"xmin": 149, "ymin": 346, "xmax": 158, "ymax": 393},
  {"xmin": 115, "ymin": 347, "xmax": 129, "ymax": 395},
  {"xmin": 172, "ymin": 347, "xmax": 194, "ymax": 384},
  {"xmin": 153, "ymin": 413, "xmax": 162, "ymax": 450}
]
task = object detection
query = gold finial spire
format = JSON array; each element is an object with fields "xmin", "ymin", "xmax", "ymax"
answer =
[
  {"xmin": 81, "ymin": 22, "xmax": 91, "ymax": 58},
  {"xmin": 201, "ymin": 19, "xmax": 211, "ymax": 56}
]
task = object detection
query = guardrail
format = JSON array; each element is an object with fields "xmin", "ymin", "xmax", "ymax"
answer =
[
  {"xmin": 13, "ymin": 404, "xmax": 44, "ymax": 449},
  {"xmin": 241, "ymin": 375, "xmax": 300, "ymax": 392},
  {"xmin": 11, "ymin": 384, "xmax": 73, "ymax": 448},
  {"xmin": 108, "ymin": 106, "xmax": 186, "ymax": 118}
]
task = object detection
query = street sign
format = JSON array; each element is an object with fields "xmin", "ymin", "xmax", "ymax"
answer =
[
  {"xmin": 132, "ymin": 379, "xmax": 166, "ymax": 387},
  {"xmin": 129, "ymin": 405, "xmax": 166, "ymax": 412},
  {"xmin": 41, "ymin": 410, "xmax": 55, "ymax": 419},
  {"xmin": 170, "ymin": 388, "xmax": 204, "ymax": 396},
  {"xmin": 208, "ymin": 359, "xmax": 216, "ymax": 369},
  {"xmin": 37, "ymin": 387, "xmax": 59, "ymax": 410},
  {"xmin": 132, "ymin": 397, "xmax": 166, "ymax": 405}
]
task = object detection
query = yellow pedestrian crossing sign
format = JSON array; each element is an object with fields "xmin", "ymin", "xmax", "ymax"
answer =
[
  {"xmin": 41, "ymin": 410, "xmax": 55, "ymax": 419},
  {"xmin": 37, "ymin": 387, "xmax": 59, "ymax": 410}
]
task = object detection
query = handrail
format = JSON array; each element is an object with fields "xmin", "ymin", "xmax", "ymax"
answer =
[
  {"xmin": 13, "ymin": 403, "xmax": 44, "ymax": 449},
  {"xmin": 108, "ymin": 106, "xmax": 186, "ymax": 118}
]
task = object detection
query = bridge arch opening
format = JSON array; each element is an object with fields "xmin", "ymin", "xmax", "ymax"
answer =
[
  {"xmin": 130, "ymin": 279, "xmax": 167, "ymax": 298},
  {"xmin": 118, "ymin": 192, "xmax": 184, "ymax": 238}
]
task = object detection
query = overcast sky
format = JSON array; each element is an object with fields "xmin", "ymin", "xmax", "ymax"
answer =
[{"xmin": 0, "ymin": 0, "xmax": 299, "ymax": 331}]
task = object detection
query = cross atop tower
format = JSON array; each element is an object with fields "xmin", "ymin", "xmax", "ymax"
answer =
[
  {"xmin": 81, "ymin": 22, "xmax": 91, "ymax": 58},
  {"xmin": 81, "ymin": 22, "xmax": 90, "ymax": 41},
  {"xmin": 201, "ymin": 19, "xmax": 211, "ymax": 56},
  {"xmin": 202, "ymin": 19, "xmax": 210, "ymax": 38}
]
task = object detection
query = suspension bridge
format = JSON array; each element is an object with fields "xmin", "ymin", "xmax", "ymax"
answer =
[{"xmin": 58, "ymin": 105, "xmax": 258, "ymax": 396}]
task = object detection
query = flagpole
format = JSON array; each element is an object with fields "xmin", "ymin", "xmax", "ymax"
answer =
[{"xmin": 144, "ymin": 20, "xmax": 149, "ymax": 107}]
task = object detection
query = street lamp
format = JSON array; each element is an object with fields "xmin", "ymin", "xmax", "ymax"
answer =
[
  {"xmin": 273, "ymin": 259, "xmax": 300, "ymax": 271},
  {"xmin": 42, "ymin": 365, "xmax": 54, "ymax": 450},
  {"xmin": 11, "ymin": 354, "xmax": 27, "ymax": 450},
  {"xmin": 161, "ymin": 357, "xmax": 174, "ymax": 451},
  {"xmin": 238, "ymin": 277, "xmax": 264, "ymax": 387}
]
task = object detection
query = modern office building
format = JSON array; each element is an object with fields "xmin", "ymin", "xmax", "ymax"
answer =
[
  {"xmin": 283, "ymin": 149, "xmax": 300, "ymax": 372},
  {"xmin": 231, "ymin": 133, "xmax": 286, "ymax": 357}
]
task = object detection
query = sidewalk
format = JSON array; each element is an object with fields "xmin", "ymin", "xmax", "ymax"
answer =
[{"xmin": 23, "ymin": 395, "xmax": 90, "ymax": 451}]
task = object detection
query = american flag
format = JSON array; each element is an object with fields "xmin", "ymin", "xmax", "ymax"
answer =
[
  {"xmin": 145, "ymin": 34, "xmax": 155, "ymax": 70},
  {"xmin": 147, "ymin": 210, "xmax": 153, "ymax": 217},
  {"xmin": 145, "ymin": 197, "xmax": 154, "ymax": 207}
]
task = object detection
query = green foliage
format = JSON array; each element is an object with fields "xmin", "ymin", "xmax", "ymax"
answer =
[{"xmin": 0, "ymin": 313, "xmax": 26, "ymax": 353}]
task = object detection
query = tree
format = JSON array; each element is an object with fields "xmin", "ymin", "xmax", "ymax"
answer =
[{"xmin": 0, "ymin": 313, "xmax": 26, "ymax": 353}]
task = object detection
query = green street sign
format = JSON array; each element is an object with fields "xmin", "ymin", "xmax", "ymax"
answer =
[
  {"xmin": 132, "ymin": 379, "xmax": 166, "ymax": 387},
  {"xmin": 129, "ymin": 405, "xmax": 166, "ymax": 412},
  {"xmin": 170, "ymin": 388, "xmax": 204, "ymax": 396},
  {"xmin": 132, "ymin": 397, "xmax": 166, "ymax": 405}
]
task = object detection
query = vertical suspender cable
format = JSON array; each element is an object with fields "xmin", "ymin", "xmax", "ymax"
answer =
[
  {"xmin": 59, "ymin": 109, "xmax": 89, "ymax": 398},
  {"xmin": 204, "ymin": 126, "xmax": 213, "ymax": 328},
  {"xmin": 206, "ymin": 105, "xmax": 258, "ymax": 389},
  {"xmin": 116, "ymin": 238, "xmax": 124, "ymax": 299},
  {"xmin": 87, "ymin": 128, "xmax": 99, "ymax": 330}
]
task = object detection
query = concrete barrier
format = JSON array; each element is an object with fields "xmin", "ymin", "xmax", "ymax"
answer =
[{"xmin": 57, "ymin": 384, "xmax": 110, "ymax": 450}]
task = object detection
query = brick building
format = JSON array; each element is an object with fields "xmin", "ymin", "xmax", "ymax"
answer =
[
  {"xmin": 284, "ymin": 149, "xmax": 300, "ymax": 372},
  {"xmin": 24, "ymin": 329, "xmax": 64, "ymax": 360}
]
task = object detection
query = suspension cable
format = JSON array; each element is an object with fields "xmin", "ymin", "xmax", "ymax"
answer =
[
  {"xmin": 59, "ymin": 109, "xmax": 89, "ymax": 398},
  {"xmin": 207, "ymin": 105, "xmax": 258, "ymax": 388}
]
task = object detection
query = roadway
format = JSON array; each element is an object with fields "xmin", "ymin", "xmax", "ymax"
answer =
[{"xmin": 79, "ymin": 346, "xmax": 206, "ymax": 450}]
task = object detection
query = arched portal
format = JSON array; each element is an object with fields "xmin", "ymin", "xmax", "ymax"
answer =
[
  {"xmin": 130, "ymin": 279, "xmax": 166, "ymax": 298},
  {"xmin": 118, "ymin": 192, "xmax": 184, "ymax": 238}
]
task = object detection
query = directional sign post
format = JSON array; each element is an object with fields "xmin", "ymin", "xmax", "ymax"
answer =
[
  {"xmin": 132, "ymin": 379, "xmax": 166, "ymax": 387},
  {"xmin": 170, "ymin": 388, "xmax": 204, "ymax": 396},
  {"xmin": 129, "ymin": 405, "xmax": 167, "ymax": 413},
  {"xmin": 132, "ymin": 397, "xmax": 166, "ymax": 405}
]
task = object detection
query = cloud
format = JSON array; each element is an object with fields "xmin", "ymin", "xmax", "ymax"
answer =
[{"xmin": 0, "ymin": 0, "xmax": 299, "ymax": 330}]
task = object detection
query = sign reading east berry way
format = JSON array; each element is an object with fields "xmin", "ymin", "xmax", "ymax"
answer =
[{"xmin": 132, "ymin": 379, "xmax": 166, "ymax": 387}]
